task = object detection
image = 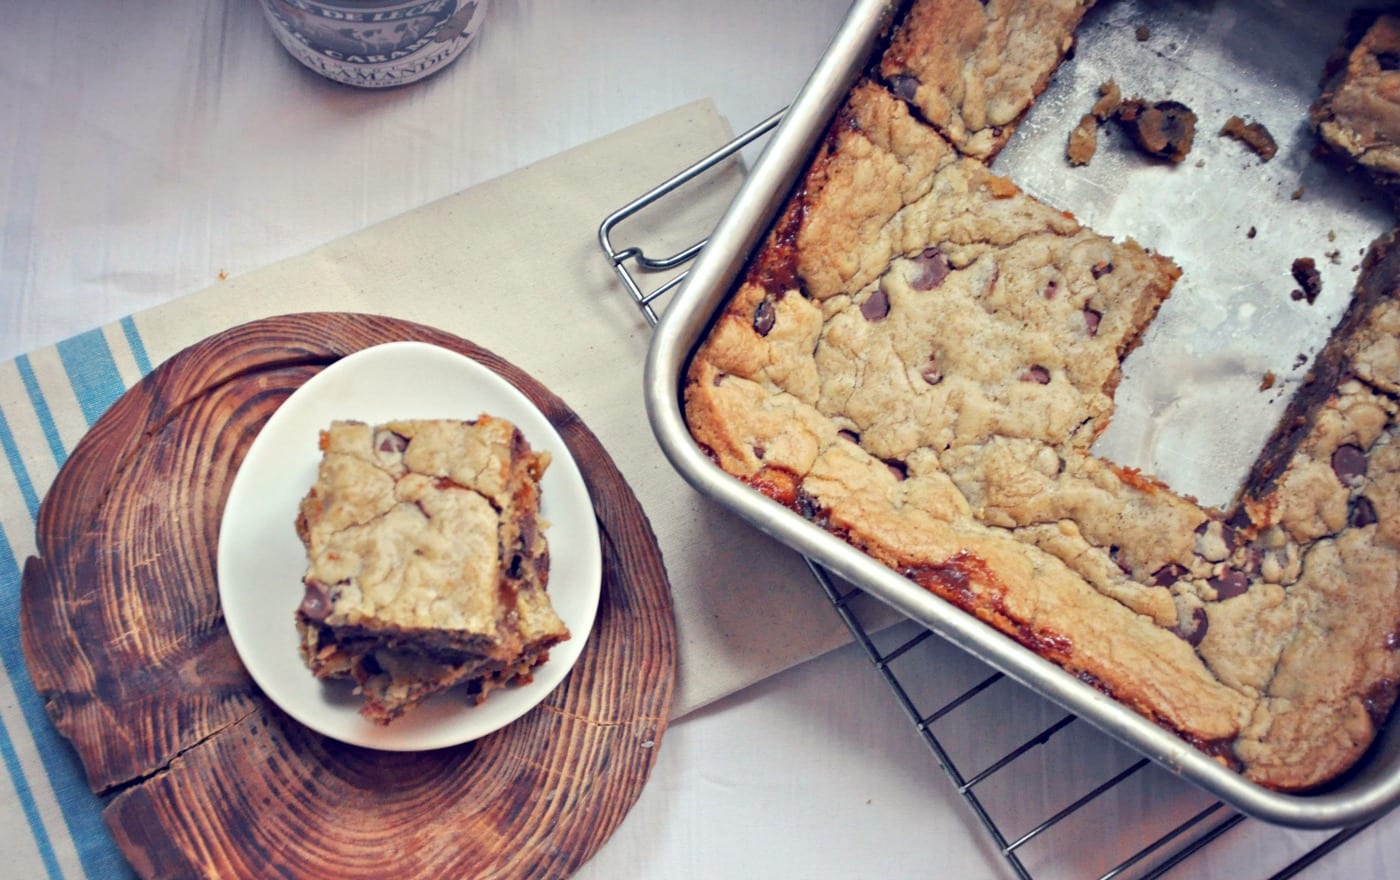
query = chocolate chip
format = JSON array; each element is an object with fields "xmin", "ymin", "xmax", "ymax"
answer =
[
  {"xmin": 1091, "ymin": 261, "xmax": 1114, "ymax": 279},
  {"xmin": 1291, "ymin": 257, "xmax": 1322, "ymax": 305},
  {"xmin": 884, "ymin": 459, "xmax": 909, "ymax": 481},
  {"xmin": 1083, "ymin": 308, "xmax": 1102, "ymax": 337},
  {"xmin": 1209, "ymin": 568, "xmax": 1249, "ymax": 601},
  {"xmin": 1150, "ymin": 563, "xmax": 1187, "ymax": 587},
  {"xmin": 889, "ymin": 74, "xmax": 919, "ymax": 102},
  {"xmin": 1043, "ymin": 280, "xmax": 1059, "ymax": 300},
  {"xmin": 1243, "ymin": 544, "xmax": 1264, "ymax": 574},
  {"xmin": 1227, "ymin": 507, "xmax": 1255, "ymax": 533},
  {"xmin": 1351, "ymin": 496, "xmax": 1379, "ymax": 528},
  {"xmin": 910, "ymin": 248, "xmax": 952, "ymax": 290},
  {"xmin": 753, "ymin": 298, "xmax": 776, "ymax": 336},
  {"xmin": 861, "ymin": 287, "xmax": 891, "ymax": 321},
  {"xmin": 1193, "ymin": 520, "xmax": 1236, "ymax": 563},
  {"xmin": 1109, "ymin": 545, "xmax": 1132, "ymax": 574},
  {"xmin": 361, "ymin": 653, "xmax": 384, "ymax": 677},
  {"xmin": 752, "ymin": 444, "xmax": 766, "ymax": 459},
  {"xmin": 1020, "ymin": 365, "xmax": 1051, "ymax": 384},
  {"xmin": 375, "ymin": 429, "xmax": 408, "ymax": 454},
  {"xmin": 1176, "ymin": 606, "xmax": 1208, "ymax": 647},
  {"xmin": 796, "ymin": 489, "xmax": 823, "ymax": 521},
  {"xmin": 1364, "ymin": 679, "xmax": 1399, "ymax": 728},
  {"xmin": 299, "ymin": 582, "xmax": 332, "ymax": 622},
  {"xmin": 838, "ymin": 429, "xmax": 860, "ymax": 445},
  {"xmin": 921, "ymin": 357, "xmax": 944, "ymax": 385},
  {"xmin": 1332, "ymin": 444, "xmax": 1367, "ymax": 485}
]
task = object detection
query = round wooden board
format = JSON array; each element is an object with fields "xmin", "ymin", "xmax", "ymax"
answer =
[{"xmin": 20, "ymin": 313, "xmax": 678, "ymax": 879}]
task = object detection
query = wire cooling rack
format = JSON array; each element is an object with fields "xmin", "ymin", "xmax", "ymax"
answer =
[{"xmin": 598, "ymin": 116, "xmax": 1378, "ymax": 880}]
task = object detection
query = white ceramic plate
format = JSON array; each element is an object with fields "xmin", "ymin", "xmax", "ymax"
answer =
[{"xmin": 217, "ymin": 340, "xmax": 601, "ymax": 750}]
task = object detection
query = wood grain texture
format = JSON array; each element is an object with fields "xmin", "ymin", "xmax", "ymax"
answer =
[{"xmin": 20, "ymin": 313, "xmax": 677, "ymax": 879}]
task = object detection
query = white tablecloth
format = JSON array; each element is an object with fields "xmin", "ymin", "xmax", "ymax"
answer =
[{"xmin": 3, "ymin": 2, "xmax": 1399, "ymax": 878}]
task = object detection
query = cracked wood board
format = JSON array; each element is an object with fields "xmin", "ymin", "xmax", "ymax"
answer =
[{"xmin": 20, "ymin": 313, "xmax": 677, "ymax": 879}]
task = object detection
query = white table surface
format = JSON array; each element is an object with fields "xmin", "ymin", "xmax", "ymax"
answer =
[{"xmin": 4, "ymin": 2, "xmax": 1399, "ymax": 878}]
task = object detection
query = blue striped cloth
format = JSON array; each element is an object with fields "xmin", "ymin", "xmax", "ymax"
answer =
[{"xmin": 1, "ymin": 318, "xmax": 154, "ymax": 879}]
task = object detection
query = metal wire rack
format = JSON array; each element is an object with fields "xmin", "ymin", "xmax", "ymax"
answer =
[{"xmin": 598, "ymin": 115, "xmax": 1378, "ymax": 880}]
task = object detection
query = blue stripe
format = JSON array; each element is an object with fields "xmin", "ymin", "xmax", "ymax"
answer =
[
  {"xmin": 15, "ymin": 356, "xmax": 65, "ymax": 468},
  {"xmin": 8, "ymin": 338, "xmax": 137, "ymax": 878},
  {"xmin": 0, "ymin": 728, "xmax": 62, "ymax": 880},
  {"xmin": 118, "ymin": 317, "xmax": 152, "ymax": 377},
  {"xmin": 55, "ymin": 330, "xmax": 125, "ymax": 428},
  {"xmin": 0, "ymin": 526, "xmax": 64, "ymax": 880},
  {"xmin": 2, "ymin": 507, "xmax": 134, "ymax": 880},
  {"xmin": 0, "ymin": 408, "xmax": 40, "ymax": 519}
]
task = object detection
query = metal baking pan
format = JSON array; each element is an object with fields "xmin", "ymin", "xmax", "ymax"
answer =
[{"xmin": 644, "ymin": 0, "xmax": 1400, "ymax": 829}]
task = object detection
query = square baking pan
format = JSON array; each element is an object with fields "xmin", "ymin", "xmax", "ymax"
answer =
[{"xmin": 643, "ymin": 0, "xmax": 1400, "ymax": 829}]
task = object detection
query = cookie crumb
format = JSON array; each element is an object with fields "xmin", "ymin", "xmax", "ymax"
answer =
[
  {"xmin": 1070, "ymin": 91, "xmax": 1197, "ymax": 165},
  {"xmin": 1092, "ymin": 79, "xmax": 1122, "ymax": 120},
  {"xmin": 1219, "ymin": 115, "xmax": 1278, "ymax": 161},
  {"xmin": 1067, "ymin": 114, "xmax": 1100, "ymax": 165},
  {"xmin": 1290, "ymin": 257, "xmax": 1322, "ymax": 304},
  {"xmin": 1066, "ymin": 82, "xmax": 1123, "ymax": 168},
  {"xmin": 1116, "ymin": 97, "xmax": 1196, "ymax": 163},
  {"xmin": 1135, "ymin": 25, "xmax": 1151, "ymax": 41},
  {"xmin": 1260, "ymin": 371, "xmax": 1277, "ymax": 392}
]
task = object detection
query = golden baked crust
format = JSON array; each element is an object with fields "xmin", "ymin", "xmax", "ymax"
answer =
[
  {"xmin": 683, "ymin": 5, "xmax": 1400, "ymax": 790},
  {"xmin": 295, "ymin": 417, "xmax": 568, "ymax": 724}
]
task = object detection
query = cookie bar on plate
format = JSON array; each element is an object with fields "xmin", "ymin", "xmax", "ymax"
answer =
[{"xmin": 295, "ymin": 417, "xmax": 569, "ymax": 725}]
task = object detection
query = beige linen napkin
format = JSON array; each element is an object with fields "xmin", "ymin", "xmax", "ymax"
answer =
[{"xmin": 115, "ymin": 100, "xmax": 862, "ymax": 717}]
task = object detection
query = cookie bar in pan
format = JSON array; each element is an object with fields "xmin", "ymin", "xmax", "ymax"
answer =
[{"xmin": 650, "ymin": 0, "xmax": 1400, "ymax": 826}]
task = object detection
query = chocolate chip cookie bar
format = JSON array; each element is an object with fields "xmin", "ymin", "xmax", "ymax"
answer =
[{"xmin": 295, "ymin": 417, "xmax": 568, "ymax": 724}]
